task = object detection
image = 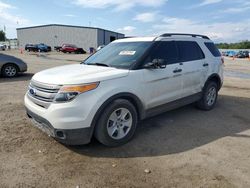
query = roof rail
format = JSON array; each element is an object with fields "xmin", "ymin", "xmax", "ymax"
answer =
[{"xmin": 159, "ymin": 33, "xmax": 210, "ymax": 40}]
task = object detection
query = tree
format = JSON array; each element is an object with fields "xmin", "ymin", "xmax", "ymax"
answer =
[
  {"xmin": 216, "ymin": 40, "xmax": 250, "ymax": 49},
  {"xmin": 0, "ymin": 30, "xmax": 6, "ymax": 41}
]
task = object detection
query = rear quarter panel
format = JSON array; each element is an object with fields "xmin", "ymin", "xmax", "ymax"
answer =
[{"xmin": 197, "ymin": 40, "xmax": 224, "ymax": 85}]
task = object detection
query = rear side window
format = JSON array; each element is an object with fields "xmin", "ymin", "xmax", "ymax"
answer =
[
  {"xmin": 146, "ymin": 41, "xmax": 179, "ymax": 65},
  {"xmin": 176, "ymin": 41, "xmax": 205, "ymax": 62},
  {"xmin": 205, "ymin": 42, "xmax": 221, "ymax": 57}
]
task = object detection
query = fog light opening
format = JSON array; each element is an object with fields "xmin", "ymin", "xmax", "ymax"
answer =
[{"xmin": 56, "ymin": 130, "xmax": 66, "ymax": 139}]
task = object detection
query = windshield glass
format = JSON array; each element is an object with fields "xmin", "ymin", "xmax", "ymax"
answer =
[{"xmin": 84, "ymin": 42, "xmax": 153, "ymax": 69}]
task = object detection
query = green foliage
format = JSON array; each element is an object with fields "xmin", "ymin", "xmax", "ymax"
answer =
[
  {"xmin": 0, "ymin": 30, "xmax": 6, "ymax": 41},
  {"xmin": 216, "ymin": 41, "xmax": 250, "ymax": 49}
]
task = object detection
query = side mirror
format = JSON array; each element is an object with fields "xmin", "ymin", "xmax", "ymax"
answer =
[{"xmin": 144, "ymin": 59, "xmax": 166, "ymax": 69}]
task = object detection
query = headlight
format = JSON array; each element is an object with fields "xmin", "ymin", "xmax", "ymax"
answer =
[{"xmin": 54, "ymin": 82, "xmax": 99, "ymax": 102}]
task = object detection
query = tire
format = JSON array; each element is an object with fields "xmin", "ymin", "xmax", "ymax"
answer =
[
  {"xmin": 94, "ymin": 99, "xmax": 138, "ymax": 147},
  {"xmin": 196, "ymin": 81, "xmax": 218, "ymax": 111},
  {"xmin": 2, "ymin": 64, "xmax": 18, "ymax": 77}
]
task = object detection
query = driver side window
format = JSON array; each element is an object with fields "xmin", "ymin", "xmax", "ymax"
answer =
[{"xmin": 146, "ymin": 41, "xmax": 179, "ymax": 65}]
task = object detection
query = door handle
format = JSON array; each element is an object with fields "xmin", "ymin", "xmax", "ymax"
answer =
[
  {"xmin": 203, "ymin": 63, "xmax": 209, "ymax": 67},
  {"xmin": 173, "ymin": 69, "xmax": 182, "ymax": 73}
]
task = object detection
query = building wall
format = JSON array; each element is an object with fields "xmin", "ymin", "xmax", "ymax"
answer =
[
  {"xmin": 17, "ymin": 25, "xmax": 98, "ymax": 51},
  {"xmin": 17, "ymin": 25, "xmax": 125, "ymax": 52},
  {"xmin": 97, "ymin": 30, "xmax": 125, "ymax": 46}
]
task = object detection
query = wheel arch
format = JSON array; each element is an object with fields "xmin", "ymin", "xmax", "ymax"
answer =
[
  {"xmin": 1, "ymin": 62, "xmax": 20, "ymax": 73},
  {"xmin": 204, "ymin": 73, "xmax": 222, "ymax": 91},
  {"xmin": 89, "ymin": 92, "xmax": 145, "ymax": 138}
]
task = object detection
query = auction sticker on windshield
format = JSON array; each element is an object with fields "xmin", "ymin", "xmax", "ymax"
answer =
[{"xmin": 119, "ymin": 51, "xmax": 136, "ymax": 56}]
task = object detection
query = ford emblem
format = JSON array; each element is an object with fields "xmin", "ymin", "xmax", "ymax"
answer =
[{"xmin": 29, "ymin": 88, "xmax": 36, "ymax": 95}]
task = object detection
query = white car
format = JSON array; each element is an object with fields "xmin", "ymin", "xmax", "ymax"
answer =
[
  {"xmin": 0, "ymin": 44, "xmax": 6, "ymax": 51},
  {"xmin": 25, "ymin": 33, "xmax": 224, "ymax": 147}
]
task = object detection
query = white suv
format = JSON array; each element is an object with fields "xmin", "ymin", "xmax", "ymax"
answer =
[{"xmin": 25, "ymin": 33, "xmax": 224, "ymax": 147}]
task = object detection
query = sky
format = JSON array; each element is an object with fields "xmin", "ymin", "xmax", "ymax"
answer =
[{"xmin": 0, "ymin": 0, "xmax": 249, "ymax": 42}]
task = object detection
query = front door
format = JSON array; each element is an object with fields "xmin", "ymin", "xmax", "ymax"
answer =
[{"xmin": 142, "ymin": 41, "xmax": 183, "ymax": 109}]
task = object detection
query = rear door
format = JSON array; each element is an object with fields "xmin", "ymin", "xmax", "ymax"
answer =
[
  {"xmin": 142, "ymin": 41, "xmax": 183, "ymax": 109},
  {"xmin": 176, "ymin": 41, "xmax": 207, "ymax": 97}
]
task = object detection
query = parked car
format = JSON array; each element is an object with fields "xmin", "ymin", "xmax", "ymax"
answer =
[
  {"xmin": 54, "ymin": 46, "xmax": 62, "ymax": 52},
  {"xmin": 25, "ymin": 43, "xmax": 51, "ymax": 52},
  {"xmin": 236, "ymin": 51, "xmax": 245, "ymax": 58},
  {"xmin": 39, "ymin": 43, "xmax": 51, "ymax": 52},
  {"xmin": 228, "ymin": 51, "xmax": 237, "ymax": 57},
  {"xmin": 0, "ymin": 44, "xmax": 6, "ymax": 51},
  {"xmin": 224, "ymin": 51, "xmax": 230, "ymax": 56},
  {"xmin": 221, "ymin": 51, "xmax": 226, "ymax": 56},
  {"xmin": 25, "ymin": 33, "xmax": 223, "ymax": 147},
  {"xmin": 61, "ymin": 44, "xmax": 86, "ymax": 54},
  {"xmin": 25, "ymin": 44, "xmax": 34, "ymax": 51},
  {"xmin": 0, "ymin": 53, "xmax": 27, "ymax": 77},
  {"xmin": 242, "ymin": 51, "xmax": 249, "ymax": 58}
]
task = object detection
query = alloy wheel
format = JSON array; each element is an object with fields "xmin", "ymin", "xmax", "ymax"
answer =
[
  {"xmin": 206, "ymin": 87, "xmax": 217, "ymax": 106},
  {"xmin": 107, "ymin": 108, "xmax": 133, "ymax": 140},
  {"xmin": 4, "ymin": 65, "xmax": 17, "ymax": 77}
]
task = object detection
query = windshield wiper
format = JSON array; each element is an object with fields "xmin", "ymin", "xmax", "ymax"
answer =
[{"xmin": 89, "ymin": 63, "xmax": 109, "ymax": 67}]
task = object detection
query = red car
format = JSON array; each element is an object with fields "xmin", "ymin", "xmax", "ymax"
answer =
[{"xmin": 61, "ymin": 44, "xmax": 86, "ymax": 54}]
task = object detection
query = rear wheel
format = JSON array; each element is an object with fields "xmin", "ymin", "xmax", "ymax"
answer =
[
  {"xmin": 196, "ymin": 82, "xmax": 218, "ymax": 111},
  {"xmin": 2, "ymin": 64, "xmax": 18, "ymax": 77},
  {"xmin": 94, "ymin": 99, "xmax": 138, "ymax": 147}
]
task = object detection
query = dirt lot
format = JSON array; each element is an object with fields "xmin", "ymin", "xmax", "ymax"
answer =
[{"xmin": 0, "ymin": 50, "xmax": 250, "ymax": 188}]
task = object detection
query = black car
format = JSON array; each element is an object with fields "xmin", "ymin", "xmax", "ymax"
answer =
[
  {"xmin": 54, "ymin": 46, "xmax": 62, "ymax": 52},
  {"xmin": 242, "ymin": 51, "xmax": 249, "ymax": 58},
  {"xmin": 236, "ymin": 51, "xmax": 249, "ymax": 58},
  {"xmin": 25, "ymin": 44, "xmax": 35, "ymax": 51}
]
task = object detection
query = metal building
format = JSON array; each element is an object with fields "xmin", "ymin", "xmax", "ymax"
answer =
[{"xmin": 16, "ymin": 24, "xmax": 125, "ymax": 51}]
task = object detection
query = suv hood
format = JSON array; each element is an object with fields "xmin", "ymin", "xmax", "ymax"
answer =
[{"xmin": 32, "ymin": 64, "xmax": 129, "ymax": 85}]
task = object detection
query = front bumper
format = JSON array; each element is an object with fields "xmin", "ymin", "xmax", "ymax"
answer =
[{"xmin": 26, "ymin": 108, "xmax": 92, "ymax": 145}]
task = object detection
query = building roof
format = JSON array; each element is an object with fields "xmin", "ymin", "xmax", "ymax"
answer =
[
  {"xmin": 114, "ymin": 37, "xmax": 157, "ymax": 43},
  {"xmin": 16, "ymin": 24, "xmax": 124, "ymax": 35}
]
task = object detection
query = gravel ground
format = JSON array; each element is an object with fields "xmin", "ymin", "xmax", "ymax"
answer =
[{"xmin": 0, "ymin": 50, "xmax": 250, "ymax": 188}]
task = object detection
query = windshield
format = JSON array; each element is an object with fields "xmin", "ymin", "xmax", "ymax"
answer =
[{"xmin": 84, "ymin": 42, "xmax": 153, "ymax": 69}]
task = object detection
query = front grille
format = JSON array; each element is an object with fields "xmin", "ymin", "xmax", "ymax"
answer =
[{"xmin": 28, "ymin": 80, "xmax": 61, "ymax": 108}]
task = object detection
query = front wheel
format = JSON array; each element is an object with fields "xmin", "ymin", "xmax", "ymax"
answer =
[
  {"xmin": 94, "ymin": 99, "xmax": 138, "ymax": 147},
  {"xmin": 196, "ymin": 82, "xmax": 218, "ymax": 111},
  {"xmin": 2, "ymin": 64, "xmax": 18, "ymax": 77}
]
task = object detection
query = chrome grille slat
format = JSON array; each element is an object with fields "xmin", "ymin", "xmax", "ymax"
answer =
[
  {"xmin": 29, "ymin": 86, "xmax": 57, "ymax": 99},
  {"xmin": 30, "ymin": 85, "xmax": 59, "ymax": 93},
  {"xmin": 31, "ymin": 95, "xmax": 54, "ymax": 102},
  {"xmin": 27, "ymin": 94, "xmax": 51, "ymax": 108},
  {"xmin": 28, "ymin": 80, "xmax": 61, "ymax": 109}
]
